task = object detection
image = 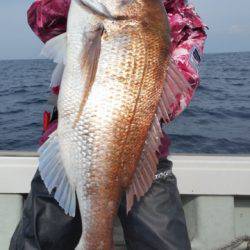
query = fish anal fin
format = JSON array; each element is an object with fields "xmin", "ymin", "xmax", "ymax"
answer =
[{"xmin": 38, "ymin": 132, "xmax": 76, "ymax": 217}]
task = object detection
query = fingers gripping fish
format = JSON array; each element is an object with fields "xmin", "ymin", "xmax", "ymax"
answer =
[{"xmin": 38, "ymin": 0, "xmax": 191, "ymax": 249}]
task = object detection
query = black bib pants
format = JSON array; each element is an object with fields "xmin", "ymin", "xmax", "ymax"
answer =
[{"xmin": 10, "ymin": 159, "xmax": 191, "ymax": 250}]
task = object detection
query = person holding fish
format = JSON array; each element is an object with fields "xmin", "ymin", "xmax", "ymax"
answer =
[{"xmin": 10, "ymin": 0, "xmax": 207, "ymax": 249}]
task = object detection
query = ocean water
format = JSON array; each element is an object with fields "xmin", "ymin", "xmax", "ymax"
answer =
[{"xmin": 0, "ymin": 52, "xmax": 249, "ymax": 154}]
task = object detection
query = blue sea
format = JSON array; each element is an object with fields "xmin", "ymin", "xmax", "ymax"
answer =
[{"xmin": 0, "ymin": 52, "xmax": 250, "ymax": 154}]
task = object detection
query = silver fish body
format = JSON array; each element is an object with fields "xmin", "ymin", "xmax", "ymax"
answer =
[{"xmin": 39, "ymin": 0, "xmax": 171, "ymax": 249}]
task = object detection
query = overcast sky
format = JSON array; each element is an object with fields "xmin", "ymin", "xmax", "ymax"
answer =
[{"xmin": 0, "ymin": 0, "xmax": 250, "ymax": 59}]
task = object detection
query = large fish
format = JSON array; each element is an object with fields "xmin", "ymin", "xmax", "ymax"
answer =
[{"xmin": 38, "ymin": 0, "xmax": 191, "ymax": 249}]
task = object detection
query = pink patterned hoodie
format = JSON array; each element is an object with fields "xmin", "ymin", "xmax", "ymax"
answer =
[{"xmin": 28, "ymin": 0, "xmax": 207, "ymax": 158}]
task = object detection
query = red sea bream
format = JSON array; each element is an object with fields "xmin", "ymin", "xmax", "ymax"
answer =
[{"xmin": 38, "ymin": 0, "xmax": 192, "ymax": 249}]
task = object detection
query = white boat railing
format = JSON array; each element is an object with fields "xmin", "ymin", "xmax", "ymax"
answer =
[
  {"xmin": 1, "ymin": 152, "xmax": 250, "ymax": 195},
  {"xmin": 0, "ymin": 152, "xmax": 250, "ymax": 250}
]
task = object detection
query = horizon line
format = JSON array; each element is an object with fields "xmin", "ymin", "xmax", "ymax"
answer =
[{"xmin": 0, "ymin": 50, "xmax": 250, "ymax": 61}]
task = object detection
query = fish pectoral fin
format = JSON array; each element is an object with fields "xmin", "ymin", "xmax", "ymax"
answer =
[
  {"xmin": 81, "ymin": 26, "xmax": 103, "ymax": 90},
  {"xmin": 38, "ymin": 132, "xmax": 76, "ymax": 217},
  {"xmin": 73, "ymin": 26, "xmax": 104, "ymax": 126}
]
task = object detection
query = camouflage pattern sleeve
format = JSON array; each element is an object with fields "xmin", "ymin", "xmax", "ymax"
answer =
[
  {"xmin": 27, "ymin": 0, "xmax": 70, "ymax": 43},
  {"xmin": 164, "ymin": 0, "xmax": 208, "ymax": 119}
]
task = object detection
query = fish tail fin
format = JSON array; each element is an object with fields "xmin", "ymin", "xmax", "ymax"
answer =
[{"xmin": 38, "ymin": 132, "xmax": 76, "ymax": 217}]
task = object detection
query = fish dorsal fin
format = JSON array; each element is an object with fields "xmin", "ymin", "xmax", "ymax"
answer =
[
  {"xmin": 73, "ymin": 26, "xmax": 104, "ymax": 126},
  {"xmin": 126, "ymin": 115, "xmax": 163, "ymax": 212},
  {"xmin": 38, "ymin": 132, "xmax": 76, "ymax": 217},
  {"xmin": 126, "ymin": 58, "xmax": 192, "ymax": 212}
]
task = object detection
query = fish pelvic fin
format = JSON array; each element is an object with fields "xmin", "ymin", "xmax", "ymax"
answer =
[
  {"xmin": 40, "ymin": 32, "xmax": 67, "ymax": 65},
  {"xmin": 40, "ymin": 33, "xmax": 66, "ymax": 93},
  {"xmin": 38, "ymin": 132, "xmax": 76, "ymax": 217},
  {"xmin": 126, "ymin": 59, "xmax": 192, "ymax": 213},
  {"xmin": 73, "ymin": 26, "xmax": 104, "ymax": 127}
]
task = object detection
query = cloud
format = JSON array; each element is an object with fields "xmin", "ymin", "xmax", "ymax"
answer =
[{"xmin": 228, "ymin": 25, "xmax": 250, "ymax": 35}]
